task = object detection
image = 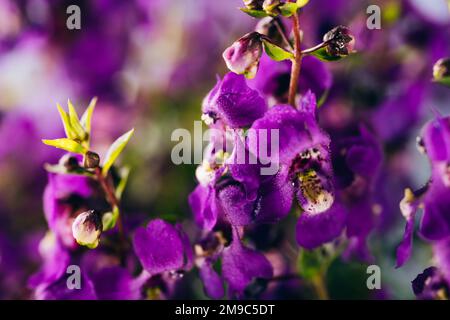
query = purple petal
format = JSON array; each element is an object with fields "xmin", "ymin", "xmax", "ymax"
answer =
[
  {"xmin": 296, "ymin": 202, "xmax": 346, "ymax": 249},
  {"xmin": 202, "ymin": 72, "xmax": 267, "ymax": 128},
  {"xmin": 420, "ymin": 171, "xmax": 450, "ymax": 240},
  {"xmin": 188, "ymin": 185, "xmax": 219, "ymax": 231},
  {"xmin": 249, "ymin": 103, "xmax": 330, "ymax": 166},
  {"xmin": 396, "ymin": 213, "xmax": 416, "ymax": 268},
  {"xmin": 421, "ymin": 116, "xmax": 450, "ymax": 162},
  {"xmin": 35, "ymin": 269, "xmax": 97, "ymax": 300},
  {"xmin": 133, "ymin": 219, "xmax": 191, "ymax": 276},
  {"xmin": 90, "ymin": 267, "xmax": 142, "ymax": 300},
  {"xmin": 217, "ymin": 183, "xmax": 254, "ymax": 226},
  {"xmin": 222, "ymin": 229, "xmax": 273, "ymax": 295},
  {"xmin": 199, "ymin": 260, "xmax": 224, "ymax": 299},
  {"xmin": 433, "ymin": 239, "xmax": 450, "ymax": 283},
  {"xmin": 253, "ymin": 165, "xmax": 294, "ymax": 223}
]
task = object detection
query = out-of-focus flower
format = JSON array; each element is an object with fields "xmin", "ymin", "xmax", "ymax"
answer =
[
  {"xmin": 133, "ymin": 219, "xmax": 193, "ymax": 276},
  {"xmin": 43, "ymin": 154, "xmax": 106, "ymax": 248},
  {"xmin": 247, "ymin": 54, "xmax": 332, "ymax": 105},
  {"xmin": 332, "ymin": 125, "xmax": 383, "ymax": 261},
  {"xmin": 396, "ymin": 115, "xmax": 450, "ymax": 267},
  {"xmin": 412, "ymin": 267, "xmax": 449, "ymax": 300},
  {"xmin": 30, "ymin": 232, "xmax": 142, "ymax": 300}
]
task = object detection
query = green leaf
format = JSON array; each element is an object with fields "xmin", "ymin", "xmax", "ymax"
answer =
[
  {"xmin": 239, "ymin": 7, "xmax": 269, "ymax": 18},
  {"xmin": 67, "ymin": 99, "xmax": 87, "ymax": 141},
  {"xmin": 57, "ymin": 104, "xmax": 77, "ymax": 140},
  {"xmin": 310, "ymin": 47, "xmax": 343, "ymax": 62},
  {"xmin": 102, "ymin": 206, "xmax": 119, "ymax": 231},
  {"xmin": 42, "ymin": 138, "xmax": 87, "ymax": 154},
  {"xmin": 102, "ymin": 128, "xmax": 135, "ymax": 176},
  {"xmin": 115, "ymin": 166, "xmax": 130, "ymax": 200},
  {"xmin": 80, "ymin": 97, "xmax": 97, "ymax": 136},
  {"xmin": 279, "ymin": 2, "xmax": 298, "ymax": 17},
  {"xmin": 262, "ymin": 39, "xmax": 294, "ymax": 61},
  {"xmin": 296, "ymin": 0, "xmax": 310, "ymax": 8}
]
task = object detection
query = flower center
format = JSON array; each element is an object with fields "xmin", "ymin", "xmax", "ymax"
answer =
[
  {"xmin": 290, "ymin": 147, "xmax": 334, "ymax": 214},
  {"xmin": 297, "ymin": 169, "xmax": 334, "ymax": 214}
]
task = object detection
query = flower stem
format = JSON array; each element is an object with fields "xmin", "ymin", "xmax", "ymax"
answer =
[
  {"xmin": 94, "ymin": 167, "xmax": 125, "ymax": 240},
  {"xmin": 311, "ymin": 274, "xmax": 329, "ymax": 300},
  {"xmin": 288, "ymin": 13, "xmax": 302, "ymax": 107}
]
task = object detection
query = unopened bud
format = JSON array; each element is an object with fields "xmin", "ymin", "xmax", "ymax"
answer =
[
  {"xmin": 72, "ymin": 210, "xmax": 103, "ymax": 248},
  {"xmin": 433, "ymin": 58, "xmax": 450, "ymax": 82},
  {"xmin": 323, "ymin": 26, "xmax": 355, "ymax": 57},
  {"xmin": 223, "ymin": 32, "xmax": 263, "ymax": 79},
  {"xmin": 84, "ymin": 151, "xmax": 100, "ymax": 168},
  {"xmin": 243, "ymin": 0, "xmax": 264, "ymax": 10},
  {"xmin": 262, "ymin": 0, "xmax": 281, "ymax": 15}
]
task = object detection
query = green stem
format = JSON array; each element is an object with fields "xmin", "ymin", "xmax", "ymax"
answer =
[{"xmin": 311, "ymin": 274, "xmax": 329, "ymax": 300}]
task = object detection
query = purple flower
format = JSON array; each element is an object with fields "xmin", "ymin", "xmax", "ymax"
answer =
[
  {"xmin": 221, "ymin": 228, "xmax": 273, "ymax": 296},
  {"xmin": 195, "ymin": 228, "xmax": 273, "ymax": 298},
  {"xmin": 201, "ymin": 72, "xmax": 267, "ymax": 128},
  {"xmin": 396, "ymin": 115, "xmax": 450, "ymax": 267},
  {"xmin": 249, "ymin": 92, "xmax": 347, "ymax": 249},
  {"xmin": 133, "ymin": 219, "xmax": 193, "ymax": 276},
  {"xmin": 43, "ymin": 155, "xmax": 104, "ymax": 248},
  {"xmin": 247, "ymin": 54, "xmax": 332, "ymax": 105},
  {"xmin": 412, "ymin": 267, "xmax": 449, "ymax": 300},
  {"xmin": 30, "ymin": 232, "xmax": 143, "ymax": 300},
  {"xmin": 331, "ymin": 125, "xmax": 383, "ymax": 261}
]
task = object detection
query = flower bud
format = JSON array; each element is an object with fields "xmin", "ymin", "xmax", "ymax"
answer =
[
  {"xmin": 223, "ymin": 32, "xmax": 263, "ymax": 79},
  {"xmin": 262, "ymin": 0, "xmax": 281, "ymax": 15},
  {"xmin": 255, "ymin": 17, "xmax": 286, "ymax": 48},
  {"xmin": 433, "ymin": 58, "xmax": 450, "ymax": 82},
  {"xmin": 323, "ymin": 26, "xmax": 355, "ymax": 57},
  {"xmin": 243, "ymin": 0, "xmax": 264, "ymax": 10},
  {"xmin": 83, "ymin": 151, "xmax": 100, "ymax": 168},
  {"xmin": 72, "ymin": 210, "xmax": 103, "ymax": 248}
]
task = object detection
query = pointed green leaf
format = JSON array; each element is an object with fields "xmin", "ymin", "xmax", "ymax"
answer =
[
  {"xmin": 42, "ymin": 138, "xmax": 87, "ymax": 154},
  {"xmin": 115, "ymin": 167, "xmax": 130, "ymax": 200},
  {"xmin": 240, "ymin": 7, "xmax": 269, "ymax": 18},
  {"xmin": 279, "ymin": 2, "xmax": 298, "ymax": 17},
  {"xmin": 80, "ymin": 97, "xmax": 97, "ymax": 135},
  {"xmin": 67, "ymin": 99, "xmax": 87, "ymax": 141},
  {"xmin": 102, "ymin": 128, "xmax": 135, "ymax": 176},
  {"xmin": 262, "ymin": 39, "xmax": 294, "ymax": 61},
  {"xmin": 296, "ymin": 0, "xmax": 310, "ymax": 8},
  {"xmin": 57, "ymin": 104, "xmax": 77, "ymax": 140}
]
